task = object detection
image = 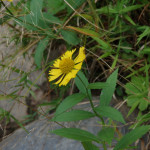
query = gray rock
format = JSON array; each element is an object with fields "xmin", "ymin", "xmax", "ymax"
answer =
[
  {"xmin": 0, "ymin": 116, "xmax": 100, "ymax": 150},
  {"xmin": 0, "ymin": 99, "xmax": 145, "ymax": 150},
  {"xmin": 0, "ymin": 101, "xmax": 114, "ymax": 150}
]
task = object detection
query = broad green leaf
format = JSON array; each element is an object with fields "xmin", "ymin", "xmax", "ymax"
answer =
[
  {"xmin": 52, "ymin": 110, "xmax": 95, "ymax": 122},
  {"xmin": 34, "ymin": 36, "xmax": 49, "ymax": 68},
  {"xmin": 66, "ymin": 26, "xmax": 100, "ymax": 37},
  {"xmin": 98, "ymin": 127, "xmax": 115, "ymax": 145},
  {"xmin": 125, "ymin": 76, "xmax": 149, "ymax": 112},
  {"xmin": 75, "ymin": 71, "xmax": 91, "ymax": 99},
  {"xmin": 100, "ymin": 69, "xmax": 118, "ymax": 106},
  {"xmin": 127, "ymin": 96, "xmax": 140, "ymax": 107},
  {"xmin": 18, "ymin": 15, "xmax": 40, "ymax": 31},
  {"xmin": 114, "ymin": 125, "xmax": 150, "ymax": 150},
  {"xmin": 46, "ymin": 0, "xmax": 65, "ymax": 15},
  {"xmin": 125, "ymin": 82, "xmax": 140, "ymax": 95},
  {"xmin": 92, "ymin": 37, "xmax": 112, "ymax": 51},
  {"xmin": 95, "ymin": 106, "xmax": 125, "ymax": 124},
  {"xmin": 87, "ymin": 82, "xmax": 108, "ymax": 89},
  {"xmin": 51, "ymin": 128, "xmax": 100, "ymax": 142},
  {"xmin": 82, "ymin": 142, "xmax": 99, "ymax": 150},
  {"xmin": 131, "ymin": 76, "xmax": 146, "ymax": 89},
  {"xmin": 138, "ymin": 99, "xmax": 149, "ymax": 111},
  {"xmin": 41, "ymin": 13, "xmax": 62, "ymax": 24},
  {"xmin": 30, "ymin": 0, "xmax": 43, "ymax": 25},
  {"xmin": 55, "ymin": 93, "xmax": 86, "ymax": 116},
  {"xmin": 61, "ymin": 30, "xmax": 80, "ymax": 45}
]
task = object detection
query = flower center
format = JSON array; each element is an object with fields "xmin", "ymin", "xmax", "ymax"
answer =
[{"xmin": 59, "ymin": 58, "xmax": 75, "ymax": 74}]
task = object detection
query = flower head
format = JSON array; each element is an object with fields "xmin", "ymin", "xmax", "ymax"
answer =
[{"xmin": 49, "ymin": 47, "xmax": 85, "ymax": 86}]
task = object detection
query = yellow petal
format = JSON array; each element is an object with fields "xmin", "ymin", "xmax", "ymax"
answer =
[
  {"xmin": 53, "ymin": 59, "xmax": 61, "ymax": 68},
  {"xmin": 49, "ymin": 69, "xmax": 62, "ymax": 81},
  {"xmin": 49, "ymin": 69, "xmax": 62, "ymax": 76},
  {"xmin": 59, "ymin": 72, "xmax": 73, "ymax": 86},
  {"xmin": 54, "ymin": 74, "xmax": 65, "ymax": 85},
  {"xmin": 74, "ymin": 47, "xmax": 85, "ymax": 64},
  {"xmin": 61, "ymin": 49, "xmax": 76, "ymax": 60},
  {"xmin": 74, "ymin": 62, "xmax": 82, "ymax": 70},
  {"xmin": 70, "ymin": 69, "xmax": 79, "ymax": 78},
  {"xmin": 59, "ymin": 68, "xmax": 79, "ymax": 86}
]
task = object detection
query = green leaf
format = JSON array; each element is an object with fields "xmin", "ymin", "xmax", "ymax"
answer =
[
  {"xmin": 82, "ymin": 142, "xmax": 99, "ymax": 150},
  {"xmin": 17, "ymin": 15, "xmax": 40, "ymax": 31},
  {"xmin": 125, "ymin": 83, "xmax": 140, "ymax": 95},
  {"xmin": 100, "ymin": 69, "xmax": 118, "ymax": 106},
  {"xmin": 0, "ymin": 15, "xmax": 11, "ymax": 25},
  {"xmin": 34, "ymin": 36, "xmax": 49, "ymax": 68},
  {"xmin": 30, "ymin": 0, "xmax": 43, "ymax": 25},
  {"xmin": 67, "ymin": 26, "xmax": 100, "ymax": 37},
  {"xmin": 119, "ymin": 5, "xmax": 144, "ymax": 14},
  {"xmin": 41, "ymin": 13, "xmax": 62, "ymax": 25},
  {"xmin": 124, "ymin": 14, "xmax": 136, "ymax": 26},
  {"xmin": 137, "ymin": 26, "xmax": 150, "ymax": 44},
  {"xmin": 52, "ymin": 110, "xmax": 95, "ymax": 122},
  {"xmin": 98, "ymin": 127, "xmax": 115, "ymax": 145},
  {"xmin": 46, "ymin": 0, "xmax": 65, "ymax": 15},
  {"xmin": 95, "ymin": 106, "xmax": 125, "ymax": 124},
  {"xmin": 138, "ymin": 99, "xmax": 149, "ymax": 111},
  {"xmin": 87, "ymin": 82, "xmax": 108, "ymax": 89},
  {"xmin": 92, "ymin": 37, "xmax": 112, "ymax": 51},
  {"xmin": 96, "ymin": 4, "xmax": 144, "ymax": 15},
  {"xmin": 140, "ymin": 47, "xmax": 150, "ymax": 54},
  {"xmin": 127, "ymin": 100, "xmax": 140, "ymax": 117},
  {"xmin": 55, "ymin": 93, "xmax": 86, "ymax": 116},
  {"xmin": 114, "ymin": 125, "xmax": 150, "ymax": 150},
  {"xmin": 134, "ymin": 113, "xmax": 150, "ymax": 127},
  {"xmin": 51, "ymin": 128, "xmax": 100, "ymax": 142},
  {"xmin": 10, "ymin": 115, "xmax": 29, "ymax": 134},
  {"xmin": 65, "ymin": 0, "xmax": 86, "ymax": 14},
  {"xmin": 127, "ymin": 96, "xmax": 140, "ymax": 107},
  {"xmin": 96, "ymin": 5, "xmax": 118, "ymax": 14},
  {"xmin": 75, "ymin": 71, "xmax": 92, "ymax": 99},
  {"xmin": 125, "ymin": 76, "xmax": 149, "ymax": 112},
  {"xmin": 61, "ymin": 30, "xmax": 80, "ymax": 45}
]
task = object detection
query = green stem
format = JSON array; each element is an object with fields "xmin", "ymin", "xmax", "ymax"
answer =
[
  {"xmin": 103, "ymin": 142, "xmax": 107, "ymax": 150},
  {"xmin": 76, "ymin": 74, "xmax": 105, "ymax": 124},
  {"xmin": 1, "ymin": 0, "xmax": 14, "ymax": 16},
  {"xmin": 76, "ymin": 74, "xmax": 107, "ymax": 150}
]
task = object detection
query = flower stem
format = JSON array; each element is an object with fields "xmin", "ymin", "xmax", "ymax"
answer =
[
  {"xmin": 76, "ymin": 74, "xmax": 107, "ymax": 150},
  {"xmin": 76, "ymin": 74, "xmax": 105, "ymax": 124}
]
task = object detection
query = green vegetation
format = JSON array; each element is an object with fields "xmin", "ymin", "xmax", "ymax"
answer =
[{"xmin": 0, "ymin": 0, "xmax": 150, "ymax": 149}]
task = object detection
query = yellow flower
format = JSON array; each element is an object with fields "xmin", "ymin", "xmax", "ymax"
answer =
[{"xmin": 49, "ymin": 47, "xmax": 85, "ymax": 86}]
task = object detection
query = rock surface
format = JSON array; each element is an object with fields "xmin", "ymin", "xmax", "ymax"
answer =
[
  {"xmin": 0, "ymin": 100, "xmax": 143, "ymax": 150},
  {"xmin": 0, "ymin": 101, "xmax": 113, "ymax": 150},
  {"xmin": 0, "ymin": 24, "xmax": 46, "ymax": 120}
]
